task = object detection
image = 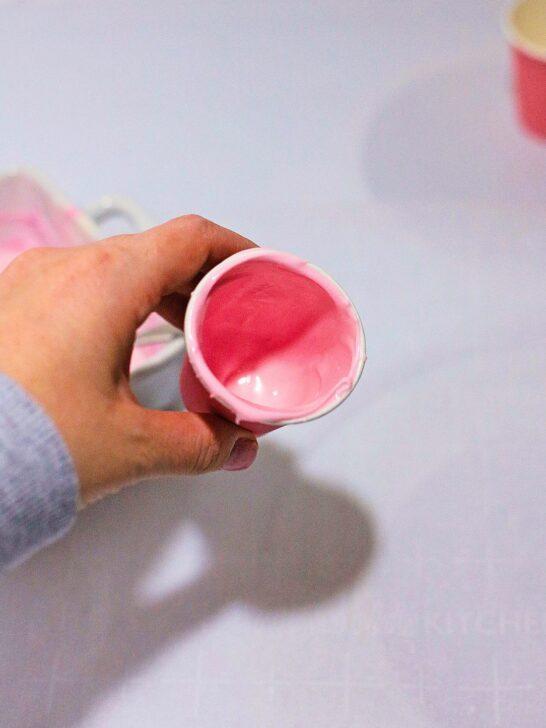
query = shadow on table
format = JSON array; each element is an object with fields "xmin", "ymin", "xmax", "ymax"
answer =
[
  {"xmin": 364, "ymin": 52, "xmax": 544, "ymax": 233},
  {"xmin": 0, "ymin": 442, "xmax": 375, "ymax": 727}
]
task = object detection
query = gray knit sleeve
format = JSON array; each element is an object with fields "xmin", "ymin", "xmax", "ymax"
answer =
[{"xmin": 0, "ymin": 374, "xmax": 77, "ymax": 572}]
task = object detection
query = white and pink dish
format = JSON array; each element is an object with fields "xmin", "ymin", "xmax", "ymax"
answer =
[{"xmin": 0, "ymin": 169, "xmax": 184, "ymax": 409}]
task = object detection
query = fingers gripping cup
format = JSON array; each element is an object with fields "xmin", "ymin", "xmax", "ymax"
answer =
[
  {"xmin": 505, "ymin": 0, "xmax": 546, "ymax": 139},
  {"xmin": 180, "ymin": 248, "xmax": 366, "ymax": 435}
]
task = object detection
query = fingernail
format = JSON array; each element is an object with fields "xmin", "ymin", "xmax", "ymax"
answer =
[{"xmin": 223, "ymin": 438, "xmax": 258, "ymax": 471}]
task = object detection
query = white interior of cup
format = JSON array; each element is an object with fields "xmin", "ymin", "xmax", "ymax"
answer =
[{"xmin": 506, "ymin": 0, "xmax": 546, "ymax": 60}]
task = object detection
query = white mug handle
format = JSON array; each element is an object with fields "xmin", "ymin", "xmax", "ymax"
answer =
[{"xmin": 85, "ymin": 195, "xmax": 153, "ymax": 232}]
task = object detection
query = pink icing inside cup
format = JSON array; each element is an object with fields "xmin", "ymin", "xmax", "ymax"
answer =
[{"xmin": 185, "ymin": 249, "xmax": 365, "ymax": 425}]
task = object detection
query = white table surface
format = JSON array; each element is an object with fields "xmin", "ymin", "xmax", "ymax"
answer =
[{"xmin": 1, "ymin": 1, "xmax": 545, "ymax": 726}]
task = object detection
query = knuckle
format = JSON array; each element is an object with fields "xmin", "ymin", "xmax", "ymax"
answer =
[
  {"xmin": 180, "ymin": 214, "xmax": 214, "ymax": 238},
  {"xmin": 87, "ymin": 245, "xmax": 125, "ymax": 277},
  {"xmin": 91, "ymin": 246, "xmax": 115, "ymax": 266},
  {"xmin": 77, "ymin": 247, "xmax": 110, "ymax": 274},
  {"xmin": 188, "ymin": 434, "xmax": 223, "ymax": 474},
  {"xmin": 124, "ymin": 418, "xmax": 158, "ymax": 478}
]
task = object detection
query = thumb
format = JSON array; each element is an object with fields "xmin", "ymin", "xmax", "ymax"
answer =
[{"xmin": 130, "ymin": 408, "xmax": 258, "ymax": 477}]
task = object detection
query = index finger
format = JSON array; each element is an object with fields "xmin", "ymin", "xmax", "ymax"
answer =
[{"xmin": 119, "ymin": 214, "xmax": 257, "ymax": 301}]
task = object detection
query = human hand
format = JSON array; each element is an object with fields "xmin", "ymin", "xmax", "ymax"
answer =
[{"xmin": 0, "ymin": 215, "xmax": 259, "ymax": 505}]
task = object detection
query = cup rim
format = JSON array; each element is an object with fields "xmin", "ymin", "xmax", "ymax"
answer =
[
  {"xmin": 503, "ymin": 0, "xmax": 546, "ymax": 62},
  {"xmin": 184, "ymin": 247, "xmax": 366, "ymax": 426}
]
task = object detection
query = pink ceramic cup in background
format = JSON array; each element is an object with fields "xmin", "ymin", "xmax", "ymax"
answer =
[
  {"xmin": 180, "ymin": 248, "xmax": 366, "ymax": 435},
  {"xmin": 504, "ymin": 0, "xmax": 546, "ymax": 139}
]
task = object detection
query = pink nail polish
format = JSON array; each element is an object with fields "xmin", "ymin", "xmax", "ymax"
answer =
[{"xmin": 223, "ymin": 439, "xmax": 258, "ymax": 471}]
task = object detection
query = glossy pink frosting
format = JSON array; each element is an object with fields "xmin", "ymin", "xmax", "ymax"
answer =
[{"xmin": 184, "ymin": 248, "xmax": 365, "ymax": 426}]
